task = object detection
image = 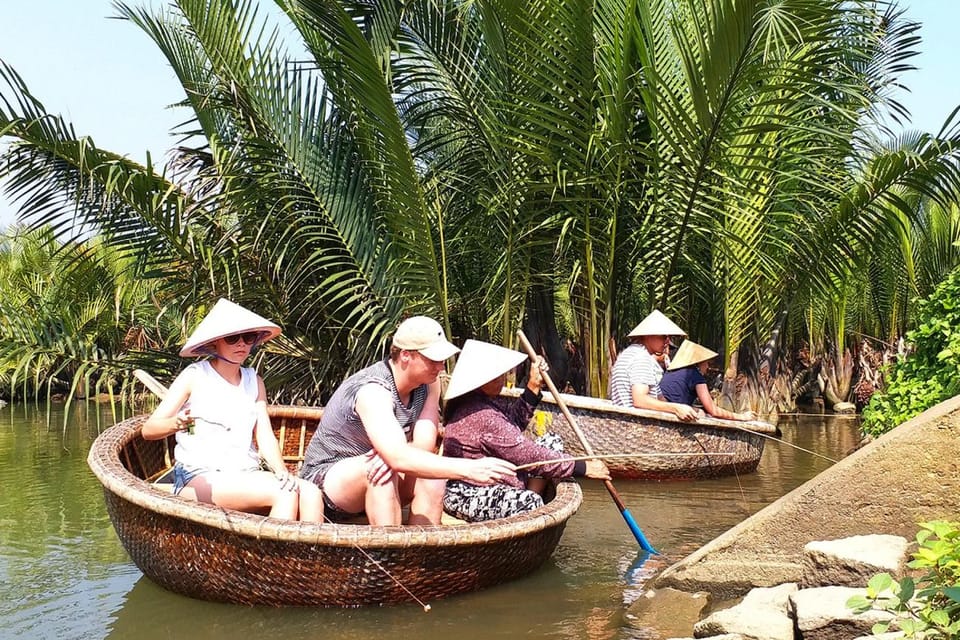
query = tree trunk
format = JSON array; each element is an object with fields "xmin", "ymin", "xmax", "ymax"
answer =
[{"xmin": 521, "ymin": 284, "xmax": 567, "ymax": 389}]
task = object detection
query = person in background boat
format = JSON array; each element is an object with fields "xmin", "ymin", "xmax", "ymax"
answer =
[
  {"xmin": 660, "ymin": 340, "xmax": 758, "ymax": 422},
  {"xmin": 299, "ymin": 316, "xmax": 517, "ymax": 525},
  {"xmin": 608, "ymin": 309, "xmax": 699, "ymax": 421},
  {"xmin": 441, "ymin": 340, "xmax": 610, "ymax": 522},
  {"xmin": 141, "ymin": 299, "xmax": 323, "ymax": 522}
]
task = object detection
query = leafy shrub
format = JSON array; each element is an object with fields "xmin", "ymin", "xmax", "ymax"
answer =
[
  {"xmin": 847, "ymin": 520, "xmax": 960, "ymax": 638},
  {"xmin": 861, "ymin": 267, "xmax": 960, "ymax": 437}
]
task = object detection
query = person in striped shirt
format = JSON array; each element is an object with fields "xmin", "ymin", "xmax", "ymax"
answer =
[{"xmin": 608, "ymin": 310, "xmax": 699, "ymax": 421}]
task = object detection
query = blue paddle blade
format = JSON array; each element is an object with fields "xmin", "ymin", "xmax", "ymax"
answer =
[{"xmin": 621, "ymin": 507, "xmax": 657, "ymax": 554}]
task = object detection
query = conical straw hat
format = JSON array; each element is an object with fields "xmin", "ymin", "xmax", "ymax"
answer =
[
  {"xmin": 179, "ymin": 299, "xmax": 282, "ymax": 357},
  {"xmin": 667, "ymin": 340, "xmax": 718, "ymax": 370},
  {"xmin": 627, "ymin": 309, "xmax": 686, "ymax": 337},
  {"xmin": 444, "ymin": 339, "xmax": 528, "ymax": 401}
]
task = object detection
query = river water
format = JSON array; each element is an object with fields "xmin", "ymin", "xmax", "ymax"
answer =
[{"xmin": 0, "ymin": 403, "xmax": 861, "ymax": 640}]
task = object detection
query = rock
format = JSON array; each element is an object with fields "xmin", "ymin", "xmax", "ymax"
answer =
[
  {"xmin": 625, "ymin": 587, "xmax": 712, "ymax": 637},
  {"xmin": 693, "ymin": 583, "xmax": 796, "ymax": 640},
  {"xmin": 801, "ymin": 534, "xmax": 908, "ymax": 588},
  {"xmin": 791, "ymin": 586, "xmax": 896, "ymax": 640},
  {"xmin": 669, "ymin": 636, "xmax": 749, "ymax": 640},
  {"xmin": 833, "ymin": 402, "xmax": 857, "ymax": 414}
]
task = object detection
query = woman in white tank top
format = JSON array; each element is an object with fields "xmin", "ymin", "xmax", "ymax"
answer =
[{"xmin": 141, "ymin": 299, "xmax": 323, "ymax": 522}]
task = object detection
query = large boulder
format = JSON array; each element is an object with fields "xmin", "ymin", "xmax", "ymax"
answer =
[
  {"xmin": 791, "ymin": 586, "xmax": 896, "ymax": 640},
  {"xmin": 693, "ymin": 583, "xmax": 796, "ymax": 640},
  {"xmin": 800, "ymin": 534, "xmax": 909, "ymax": 588}
]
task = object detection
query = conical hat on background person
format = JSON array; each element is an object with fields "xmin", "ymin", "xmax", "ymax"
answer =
[
  {"xmin": 627, "ymin": 309, "xmax": 686, "ymax": 337},
  {"xmin": 444, "ymin": 339, "xmax": 528, "ymax": 401},
  {"xmin": 667, "ymin": 339, "xmax": 718, "ymax": 370},
  {"xmin": 179, "ymin": 298, "xmax": 282, "ymax": 357}
]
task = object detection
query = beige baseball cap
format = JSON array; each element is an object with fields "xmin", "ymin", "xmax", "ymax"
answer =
[
  {"xmin": 392, "ymin": 316, "xmax": 460, "ymax": 361},
  {"xmin": 444, "ymin": 339, "xmax": 527, "ymax": 401}
]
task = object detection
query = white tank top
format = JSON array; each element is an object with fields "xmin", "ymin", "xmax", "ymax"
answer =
[{"xmin": 174, "ymin": 361, "xmax": 261, "ymax": 472}]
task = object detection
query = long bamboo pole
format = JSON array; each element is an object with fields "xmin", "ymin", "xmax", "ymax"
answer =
[{"xmin": 517, "ymin": 331, "xmax": 657, "ymax": 553}]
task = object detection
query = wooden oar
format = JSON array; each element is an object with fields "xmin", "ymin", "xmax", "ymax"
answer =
[
  {"xmin": 134, "ymin": 369, "xmax": 168, "ymax": 399},
  {"xmin": 517, "ymin": 330, "xmax": 658, "ymax": 553}
]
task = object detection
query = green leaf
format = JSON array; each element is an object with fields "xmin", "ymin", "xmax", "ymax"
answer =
[
  {"xmin": 868, "ymin": 573, "xmax": 895, "ymax": 595},
  {"xmin": 846, "ymin": 595, "xmax": 873, "ymax": 612},
  {"xmin": 899, "ymin": 577, "xmax": 915, "ymax": 602},
  {"xmin": 943, "ymin": 586, "xmax": 960, "ymax": 603}
]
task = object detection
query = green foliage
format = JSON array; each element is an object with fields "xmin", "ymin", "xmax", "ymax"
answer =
[
  {"xmin": 0, "ymin": 226, "xmax": 171, "ymax": 409},
  {"xmin": 847, "ymin": 521, "xmax": 960, "ymax": 638},
  {"xmin": 1, "ymin": 0, "xmax": 960, "ymax": 404},
  {"xmin": 861, "ymin": 266, "xmax": 960, "ymax": 436}
]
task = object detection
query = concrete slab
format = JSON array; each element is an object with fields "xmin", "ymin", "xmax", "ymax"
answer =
[{"xmin": 653, "ymin": 395, "xmax": 960, "ymax": 601}]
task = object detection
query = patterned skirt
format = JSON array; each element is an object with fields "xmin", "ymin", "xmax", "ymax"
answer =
[{"xmin": 442, "ymin": 432, "xmax": 564, "ymax": 522}]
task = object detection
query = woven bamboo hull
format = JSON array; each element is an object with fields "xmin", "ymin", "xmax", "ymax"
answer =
[
  {"xmin": 504, "ymin": 390, "xmax": 777, "ymax": 480},
  {"xmin": 88, "ymin": 407, "xmax": 581, "ymax": 607}
]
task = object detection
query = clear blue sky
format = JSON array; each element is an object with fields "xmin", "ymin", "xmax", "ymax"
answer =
[{"xmin": 1, "ymin": 0, "xmax": 959, "ymax": 227}]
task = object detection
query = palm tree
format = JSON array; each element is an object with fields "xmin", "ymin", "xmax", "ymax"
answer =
[
  {"xmin": 1, "ymin": 0, "xmax": 959, "ymax": 408},
  {"xmin": 0, "ymin": 225, "xmax": 167, "ymax": 413}
]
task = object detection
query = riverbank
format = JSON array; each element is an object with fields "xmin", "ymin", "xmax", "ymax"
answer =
[{"xmin": 635, "ymin": 393, "xmax": 960, "ymax": 636}]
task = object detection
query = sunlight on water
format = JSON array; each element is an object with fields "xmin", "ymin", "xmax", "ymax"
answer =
[{"xmin": 0, "ymin": 404, "xmax": 860, "ymax": 640}]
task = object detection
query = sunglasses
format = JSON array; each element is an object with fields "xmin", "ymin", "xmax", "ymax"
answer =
[{"xmin": 223, "ymin": 331, "xmax": 262, "ymax": 346}]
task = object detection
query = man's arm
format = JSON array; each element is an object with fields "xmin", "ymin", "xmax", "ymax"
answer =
[
  {"xmin": 409, "ymin": 380, "xmax": 441, "ymax": 452},
  {"xmin": 631, "ymin": 383, "xmax": 699, "ymax": 421},
  {"xmin": 355, "ymin": 383, "xmax": 515, "ymax": 483}
]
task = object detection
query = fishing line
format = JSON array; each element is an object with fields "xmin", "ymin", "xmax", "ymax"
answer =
[
  {"xmin": 734, "ymin": 423, "xmax": 839, "ymax": 464},
  {"xmin": 317, "ymin": 511, "xmax": 432, "ymax": 612}
]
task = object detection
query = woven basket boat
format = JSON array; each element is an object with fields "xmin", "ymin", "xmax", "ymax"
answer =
[
  {"xmin": 87, "ymin": 405, "xmax": 581, "ymax": 607},
  {"xmin": 500, "ymin": 389, "xmax": 778, "ymax": 480}
]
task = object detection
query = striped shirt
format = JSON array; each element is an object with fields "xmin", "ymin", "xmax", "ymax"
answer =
[
  {"xmin": 300, "ymin": 359, "xmax": 428, "ymax": 485},
  {"xmin": 608, "ymin": 343, "xmax": 664, "ymax": 406}
]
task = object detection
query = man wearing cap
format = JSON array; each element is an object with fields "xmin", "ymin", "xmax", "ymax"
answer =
[
  {"xmin": 608, "ymin": 310, "xmax": 699, "ymax": 421},
  {"xmin": 299, "ymin": 316, "xmax": 517, "ymax": 525}
]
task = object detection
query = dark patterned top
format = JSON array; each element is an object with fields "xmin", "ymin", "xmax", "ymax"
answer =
[
  {"xmin": 442, "ymin": 389, "xmax": 582, "ymax": 490},
  {"xmin": 300, "ymin": 359, "xmax": 428, "ymax": 484}
]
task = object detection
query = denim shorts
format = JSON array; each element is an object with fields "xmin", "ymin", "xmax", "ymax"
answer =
[{"xmin": 173, "ymin": 463, "xmax": 204, "ymax": 495}]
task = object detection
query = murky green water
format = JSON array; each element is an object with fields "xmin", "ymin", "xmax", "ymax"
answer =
[{"xmin": 0, "ymin": 403, "xmax": 859, "ymax": 640}]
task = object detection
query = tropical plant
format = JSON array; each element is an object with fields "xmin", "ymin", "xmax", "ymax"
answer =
[
  {"xmin": 861, "ymin": 264, "xmax": 960, "ymax": 436},
  {"xmin": 1, "ymin": 0, "xmax": 959, "ymax": 405},
  {"xmin": 0, "ymin": 225, "xmax": 168, "ymax": 415},
  {"xmin": 848, "ymin": 520, "xmax": 960, "ymax": 638}
]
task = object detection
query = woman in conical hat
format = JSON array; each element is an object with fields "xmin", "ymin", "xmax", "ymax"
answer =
[
  {"xmin": 141, "ymin": 299, "xmax": 323, "ymax": 522},
  {"xmin": 440, "ymin": 339, "xmax": 610, "ymax": 522},
  {"xmin": 608, "ymin": 309, "xmax": 699, "ymax": 421},
  {"xmin": 660, "ymin": 340, "xmax": 757, "ymax": 422}
]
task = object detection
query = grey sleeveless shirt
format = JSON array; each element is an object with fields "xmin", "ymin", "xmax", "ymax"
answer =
[{"xmin": 300, "ymin": 359, "xmax": 428, "ymax": 485}]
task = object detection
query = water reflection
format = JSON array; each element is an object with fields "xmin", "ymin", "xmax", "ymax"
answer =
[{"xmin": 0, "ymin": 404, "xmax": 860, "ymax": 640}]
